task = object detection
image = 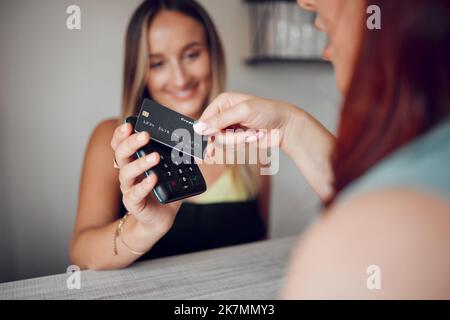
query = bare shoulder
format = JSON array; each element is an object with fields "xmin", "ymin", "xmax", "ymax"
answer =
[
  {"xmin": 81, "ymin": 117, "xmax": 121, "ymax": 185},
  {"xmin": 83, "ymin": 118, "xmax": 120, "ymax": 159},
  {"xmin": 89, "ymin": 118, "xmax": 120, "ymax": 148},
  {"xmin": 282, "ymin": 188, "xmax": 450, "ymax": 299}
]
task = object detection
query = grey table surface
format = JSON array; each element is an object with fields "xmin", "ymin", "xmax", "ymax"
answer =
[{"xmin": 0, "ymin": 237, "xmax": 297, "ymax": 300}]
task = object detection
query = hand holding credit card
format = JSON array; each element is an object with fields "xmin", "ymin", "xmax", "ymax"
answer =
[
  {"xmin": 135, "ymin": 99, "xmax": 208, "ymax": 160},
  {"xmin": 126, "ymin": 99, "xmax": 207, "ymax": 204}
]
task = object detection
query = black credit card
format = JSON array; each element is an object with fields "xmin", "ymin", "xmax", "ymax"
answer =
[{"xmin": 135, "ymin": 99, "xmax": 207, "ymax": 160}]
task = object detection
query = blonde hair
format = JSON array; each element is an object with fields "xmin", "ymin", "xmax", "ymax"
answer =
[{"xmin": 119, "ymin": 0, "xmax": 261, "ymax": 197}]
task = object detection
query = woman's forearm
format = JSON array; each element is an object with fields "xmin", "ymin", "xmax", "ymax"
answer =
[
  {"xmin": 281, "ymin": 106, "xmax": 335, "ymax": 202},
  {"xmin": 70, "ymin": 214, "xmax": 166, "ymax": 270}
]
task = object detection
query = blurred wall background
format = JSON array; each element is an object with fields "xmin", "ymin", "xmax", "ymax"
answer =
[{"xmin": 0, "ymin": 0, "xmax": 339, "ymax": 282}]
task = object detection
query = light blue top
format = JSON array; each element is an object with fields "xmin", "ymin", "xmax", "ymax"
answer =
[{"xmin": 338, "ymin": 119, "xmax": 450, "ymax": 204}]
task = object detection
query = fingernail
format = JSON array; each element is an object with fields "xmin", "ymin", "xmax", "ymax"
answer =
[
  {"xmin": 120, "ymin": 123, "xmax": 128, "ymax": 133},
  {"xmin": 193, "ymin": 121, "xmax": 207, "ymax": 134},
  {"xmin": 146, "ymin": 153, "xmax": 156, "ymax": 163},
  {"xmin": 137, "ymin": 132, "xmax": 147, "ymax": 141}
]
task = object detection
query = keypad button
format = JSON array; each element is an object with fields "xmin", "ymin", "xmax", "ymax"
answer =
[
  {"xmin": 177, "ymin": 177, "xmax": 190, "ymax": 190},
  {"xmin": 189, "ymin": 176, "xmax": 200, "ymax": 187},
  {"xmin": 167, "ymin": 179, "xmax": 179, "ymax": 193}
]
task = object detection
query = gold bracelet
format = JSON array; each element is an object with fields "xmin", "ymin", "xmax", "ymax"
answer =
[
  {"xmin": 113, "ymin": 215, "xmax": 125, "ymax": 256},
  {"xmin": 113, "ymin": 213, "xmax": 147, "ymax": 256}
]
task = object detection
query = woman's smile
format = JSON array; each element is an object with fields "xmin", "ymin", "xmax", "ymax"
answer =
[{"xmin": 167, "ymin": 82, "xmax": 199, "ymax": 101}]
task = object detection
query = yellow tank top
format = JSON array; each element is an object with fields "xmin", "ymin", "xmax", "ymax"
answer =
[{"xmin": 188, "ymin": 167, "xmax": 252, "ymax": 204}]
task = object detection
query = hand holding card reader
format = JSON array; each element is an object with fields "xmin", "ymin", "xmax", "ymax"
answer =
[{"xmin": 125, "ymin": 99, "xmax": 207, "ymax": 204}]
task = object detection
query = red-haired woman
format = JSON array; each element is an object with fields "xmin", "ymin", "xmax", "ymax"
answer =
[{"xmin": 194, "ymin": 0, "xmax": 450, "ymax": 299}]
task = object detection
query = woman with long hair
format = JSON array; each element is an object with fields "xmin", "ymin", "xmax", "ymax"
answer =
[{"xmin": 70, "ymin": 0, "xmax": 270, "ymax": 270}]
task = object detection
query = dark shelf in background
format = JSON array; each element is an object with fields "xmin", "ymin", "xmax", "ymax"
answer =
[{"xmin": 245, "ymin": 57, "xmax": 330, "ymax": 65}]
